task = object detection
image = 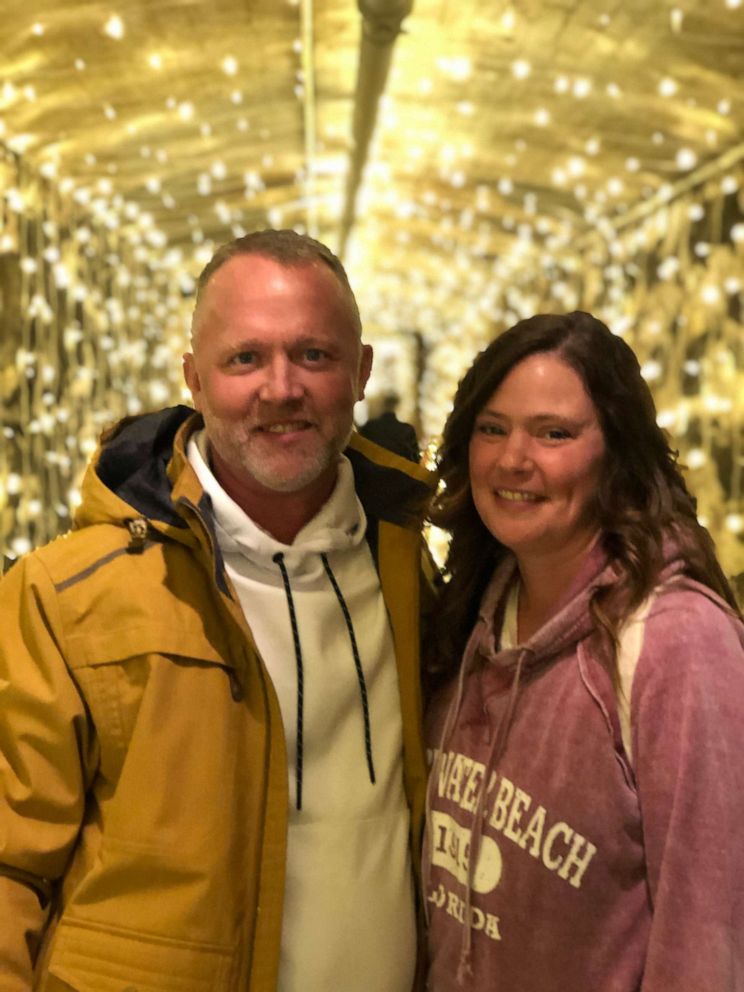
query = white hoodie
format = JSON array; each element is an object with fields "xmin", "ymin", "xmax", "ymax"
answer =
[{"xmin": 188, "ymin": 432, "xmax": 416, "ymax": 992}]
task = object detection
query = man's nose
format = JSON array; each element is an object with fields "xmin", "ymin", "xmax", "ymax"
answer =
[{"xmin": 258, "ymin": 356, "xmax": 304, "ymax": 403}]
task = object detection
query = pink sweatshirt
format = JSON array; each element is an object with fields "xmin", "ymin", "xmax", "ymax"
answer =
[{"xmin": 425, "ymin": 549, "xmax": 744, "ymax": 992}]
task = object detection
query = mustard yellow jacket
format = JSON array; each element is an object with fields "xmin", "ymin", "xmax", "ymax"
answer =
[{"xmin": 0, "ymin": 407, "xmax": 435, "ymax": 991}]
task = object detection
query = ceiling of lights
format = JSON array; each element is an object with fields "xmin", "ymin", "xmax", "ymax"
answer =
[{"xmin": 3, "ymin": 0, "xmax": 742, "ymax": 269}]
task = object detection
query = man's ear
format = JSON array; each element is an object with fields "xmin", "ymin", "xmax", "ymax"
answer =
[
  {"xmin": 182, "ymin": 352, "xmax": 202, "ymax": 410},
  {"xmin": 357, "ymin": 344, "xmax": 373, "ymax": 401}
]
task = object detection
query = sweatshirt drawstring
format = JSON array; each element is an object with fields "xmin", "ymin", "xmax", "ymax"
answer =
[
  {"xmin": 423, "ymin": 617, "xmax": 478, "ymax": 928},
  {"xmin": 455, "ymin": 645, "xmax": 530, "ymax": 984},
  {"xmin": 423, "ymin": 593, "xmax": 531, "ymax": 983},
  {"xmin": 321, "ymin": 553, "xmax": 376, "ymax": 785},
  {"xmin": 274, "ymin": 550, "xmax": 376, "ymax": 812},
  {"xmin": 273, "ymin": 552, "xmax": 305, "ymax": 811}
]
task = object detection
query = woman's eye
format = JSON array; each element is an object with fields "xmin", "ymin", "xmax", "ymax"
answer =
[
  {"xmin": 544, "ymin": 427, "xmax": 571, "ymax": 440},
  {"xmin": 476, "ymin": 423, "xmax": 506, "ymax": 436}
]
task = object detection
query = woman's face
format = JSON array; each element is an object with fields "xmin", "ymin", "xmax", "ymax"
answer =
[{"xmin": 468, "ymin": 351, "xmax": 606, "ymax": 564}]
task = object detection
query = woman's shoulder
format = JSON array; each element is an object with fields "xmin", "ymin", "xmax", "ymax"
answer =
[
  {"xmin": 647, "ymin": 578, "xmax": 742, "ymax": 639},
  {"xmin": 633, "ymin": 578, "xmax": 744, "ymax": 691}
]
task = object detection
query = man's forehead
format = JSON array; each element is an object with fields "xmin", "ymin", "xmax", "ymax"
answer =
[{"xmin": 192, "ymin": 254, "xmax": 360, "ymax": 346}]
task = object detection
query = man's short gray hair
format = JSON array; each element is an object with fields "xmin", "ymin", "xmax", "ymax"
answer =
[{"xmin": 194, "ymin": 229, "xmax": 362, "ymax": 335}]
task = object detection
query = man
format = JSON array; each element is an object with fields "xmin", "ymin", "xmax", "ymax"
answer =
[{"xmin": 0, "ymin": 230, "xmax": 434, "ymax": 990}]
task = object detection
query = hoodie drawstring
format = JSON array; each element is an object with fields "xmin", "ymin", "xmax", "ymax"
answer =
[
  {"xmin": 423, "ymin": 594, "xmax": 532, "ymax": 985},
  {"xmin": 455, "ymin": 645, "xmax": 530, "ymax": 984},
  {"xmin": 273, "ymin": 550, "xmax": 376, "ymax": 812},
  {"xmin": 273, "ymin": 552, "xmax": 305, "ymax": 811},
  {"xmin": 321, "ymin": 552, "xmax": 376, "ymax": 786}
]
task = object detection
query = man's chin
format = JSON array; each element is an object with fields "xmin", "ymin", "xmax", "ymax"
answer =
[{"xmin": 242, "ymin": 454, "xmax": 335, "ymax": 495}]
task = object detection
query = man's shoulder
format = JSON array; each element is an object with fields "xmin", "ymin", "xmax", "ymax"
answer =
[{"xmin": 4, "ymin": 523, "xmax": 132, "ymax": 589}]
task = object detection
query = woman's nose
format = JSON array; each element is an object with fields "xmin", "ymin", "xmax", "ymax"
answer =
[{"xmin": 499, "ymin": 432, "xmax": 532, "ymax": 470}]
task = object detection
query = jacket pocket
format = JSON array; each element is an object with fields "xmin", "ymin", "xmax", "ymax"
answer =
[{"xmin": 41, "ymin": 917, "xmax": 233, "ymax": 992}]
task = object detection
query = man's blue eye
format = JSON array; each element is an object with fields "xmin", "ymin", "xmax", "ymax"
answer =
[
  {"xmin": 234, "ymin": 352, "xmax": 255, "ymax": 365},
  {"xmin": 305, "ymin": 348, "xmax": 325, "ymax": 361}
]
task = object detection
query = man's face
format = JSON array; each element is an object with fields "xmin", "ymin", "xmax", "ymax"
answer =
[{"xmin": 183, "ymin": 254, "xmax": 372, "ymax": 501}]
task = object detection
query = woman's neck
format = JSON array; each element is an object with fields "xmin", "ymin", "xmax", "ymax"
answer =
[{"xmin": 515, "ymin": 532, "xmax": 600, "ymax": 642}]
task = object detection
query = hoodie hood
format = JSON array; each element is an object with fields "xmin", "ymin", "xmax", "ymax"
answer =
[{"xmin": 472, "ymin": 543, "xmax": 615, "ymax": 679}]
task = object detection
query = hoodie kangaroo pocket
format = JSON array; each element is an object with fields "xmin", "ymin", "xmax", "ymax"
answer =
[{"xmin": 42, "ymin": 917, "xmax": 233, "ymax": 992}]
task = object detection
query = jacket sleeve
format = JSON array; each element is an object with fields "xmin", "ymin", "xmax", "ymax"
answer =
[
  {"xmin": 632, "ymin": 590, "xmax": 744, "ymax": 992},
  {"xmin": 0, "ymin": 553, "xmax": 95, "ymax": 988}
]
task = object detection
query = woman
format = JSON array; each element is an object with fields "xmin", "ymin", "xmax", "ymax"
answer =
[{"xmin": 424, "ymin": 311, "xmax": 744, "ymax": 991}]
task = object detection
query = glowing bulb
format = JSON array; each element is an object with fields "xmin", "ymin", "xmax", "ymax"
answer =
[
  {"xmin": 658, "ymin": 77, "xmax": 678, "ymax": 97},
  {"xmin": 721, "ymin": 175, "xmax": 738, "ymax": 194},
  {"xmin": 436, "ymin": 56, "xmax": 472, "ymax": 82},
  {"xmin": 686, "ymin": 449, "xmax": 706, "ymax": 469},
  {"xmin": 568, "ymin": 156, "xmax": 586, "ymax": 177},
  {"xmin": 512, "ymin": 59, "xmax": 531, "ymax": 79},
  {"xmin": 676, "ymin": 148, "xmax": 697, "ymax": 170},
  {"xmin": 103, "ymin": 14, "xmax": 125, "ymax": 39},
  {"xmin": 11, "ymin": 537, "xmax": 31, "ymax": 557}
]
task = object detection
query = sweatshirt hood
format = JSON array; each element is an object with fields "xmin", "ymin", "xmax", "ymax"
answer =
[{"xmin": 475, "ymin": 537, "xmax": 688, "ymax": 679}]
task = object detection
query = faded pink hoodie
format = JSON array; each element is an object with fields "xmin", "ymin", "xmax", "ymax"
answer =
[{"xmin": 425, "ymin": 546, "xmax": 744, "ymax": 992}]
